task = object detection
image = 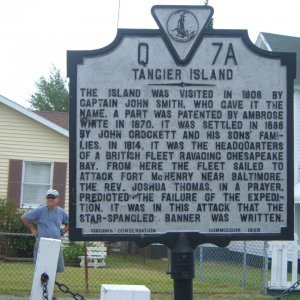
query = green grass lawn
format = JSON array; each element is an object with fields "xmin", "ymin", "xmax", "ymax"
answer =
[{"xmin": 0, "ymin": 253, "xmax": 298, "ymax": 299}]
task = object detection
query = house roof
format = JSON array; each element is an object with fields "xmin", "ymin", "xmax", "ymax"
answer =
[
  {"xmin": 256, "ymin": 32, "xmax": 300, "ymax": 86},
  {"xmin": 0, "ymin": 95, "xmax": 69, "ymax": 137},
  {"xmin": 35, "ymin": 111, "xmax": 69, "ymax": 130}
]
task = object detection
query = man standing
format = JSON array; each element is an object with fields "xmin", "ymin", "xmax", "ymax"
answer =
[{"xmin": 21, "ymin": 189, "xmax": 69, "ymax": 273}]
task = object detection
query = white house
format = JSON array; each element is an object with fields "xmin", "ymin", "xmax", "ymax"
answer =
[
  {"xmin": 0, "ymin": 95, "xmax": 69, "ymax": 209},
  {"xmin": 256, "ymin": 32, "xmax": 300, "ymax": 241}
]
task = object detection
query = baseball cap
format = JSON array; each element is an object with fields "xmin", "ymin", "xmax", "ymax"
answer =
[{"xmin": 46, "ymin": 189, "xmax": 59, "ymax": 198}]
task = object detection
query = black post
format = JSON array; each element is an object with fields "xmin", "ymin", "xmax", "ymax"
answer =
[{"xmin": 170, "ymin": 233, "xmax": 195, "ymax": 300}]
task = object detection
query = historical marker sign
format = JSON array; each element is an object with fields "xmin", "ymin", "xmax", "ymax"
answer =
[{"xmin": 67, "ymin": 6, "xmax": 295, "ymax": 242}]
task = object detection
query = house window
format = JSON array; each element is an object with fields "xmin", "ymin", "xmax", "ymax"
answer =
[{"xmin": 21, "ymin": 161, "xmax": 53, "ymax": 208}]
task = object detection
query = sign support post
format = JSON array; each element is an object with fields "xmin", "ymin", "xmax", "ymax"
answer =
[{"xmin": 170, "ymin": 233, "xmax": 194, "ymax": 300}]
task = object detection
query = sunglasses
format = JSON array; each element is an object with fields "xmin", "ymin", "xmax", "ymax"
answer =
[{"xmin": 46, "ymin": 195, "xmax": 57, "ymax": 199}]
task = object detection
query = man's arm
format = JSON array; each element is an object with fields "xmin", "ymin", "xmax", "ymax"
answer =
[
  {"xmin": 62, "ymin": 225, "xmax": 69, "ymax": 235},
  {"xmin": 61, "ymin": 209, "xmax": 69, "ymax": 235},
  {"xmin": 21, "ymin": 215, "xmax": 37, "ymax": 237}
]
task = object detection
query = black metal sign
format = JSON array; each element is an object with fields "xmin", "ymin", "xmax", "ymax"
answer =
[{"xmin": 67, "ymin": 5, "xmax": 295, "ymax": 244}]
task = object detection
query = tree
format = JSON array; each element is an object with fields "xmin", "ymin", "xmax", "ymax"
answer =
[{"xmin": 29, "ymin": 65, "xmax": 69, "ymax": 111}]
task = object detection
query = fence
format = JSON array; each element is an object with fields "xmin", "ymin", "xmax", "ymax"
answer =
[{"xmin": 0, "ymin": 233, "xmax": 270, "ymax": 298}]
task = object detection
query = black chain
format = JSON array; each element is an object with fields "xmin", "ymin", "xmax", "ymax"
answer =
[
  {"xmin": 55, "ymin": 281, "xmax": 86, "ymax": 300},
  {"xmin": 273, "ymin": 279, "xmax": 300, "ymax": 299},
  {"xmin": 41, "ymin": 273, "xmax": 49, "ymax": 300}
]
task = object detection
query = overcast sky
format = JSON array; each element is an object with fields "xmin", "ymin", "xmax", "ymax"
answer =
[{"xmin": 0, "ymin": 0, "xmax": 299, "ymax": 108}]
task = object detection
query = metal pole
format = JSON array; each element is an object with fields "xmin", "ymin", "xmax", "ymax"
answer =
[
  {"xmin": 170, "ymin": 233, "xmax": 195, "ymax": 300},
  {"xmin": 167, "ymin": 248, "xmax": 171, "ymax": 275},
  {"xmin": 241, "ymin": 241, "xmax": 247, "ymax": 288},
  {"xmin": 174, "ymin": 278, "xmax": 193, "ymax": 300},
  {"xmin": 83, "ymin": 242, "xmax": 89, "ymax": 292},
  {"xmin": 144, "ymin": 246, "xmax": 147, "ymax": 265},
  {"xmin": 263, "ymin": 241, "xmax": 269, "ymax": 295},
  {"xmin": 199, "ymin": 246, "xmax": 204, "ymax": 282}
]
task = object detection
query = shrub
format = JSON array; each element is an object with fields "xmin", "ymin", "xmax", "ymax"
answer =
[
  {"xmin": 0, "ymin": 199, "xmax": 35, "ymax": 257},
  {"xmin": 0, "ymin": 198, "xmax": 18, "ymax": 231},
  {"xmin": 63, "ymin": 242, "xmax": 84, "ymax": 261}
]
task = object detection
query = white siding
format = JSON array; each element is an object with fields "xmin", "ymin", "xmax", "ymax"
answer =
[{"xmin": 0, "ymin": 103, "xmax": 69, "ymax": 209}]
